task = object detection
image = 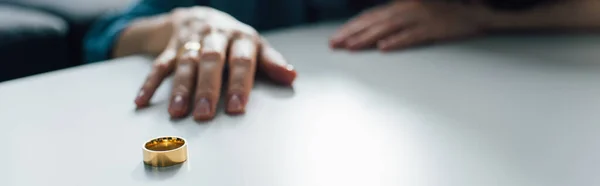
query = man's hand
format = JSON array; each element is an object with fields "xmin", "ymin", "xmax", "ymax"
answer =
[
  {"xmin": 330, "ymin": 1, "xmax": 490, "ymax": 51},
  {"xmin": 132, "ymin": 7, "xmax": 297, "ymax": 121}
]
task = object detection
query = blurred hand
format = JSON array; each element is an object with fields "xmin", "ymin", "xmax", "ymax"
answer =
[
  {"xmin": 330, "ymin": 1, "xmax": 490, "ymax": 51},
  {"xmin": 134, "ymin": 7, "xmax": 297, "ymax": 121}
]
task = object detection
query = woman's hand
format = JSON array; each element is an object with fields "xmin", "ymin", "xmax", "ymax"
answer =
[
  {"xmin": 330, "ymin": 1, "xmax": 491, "ymax": 51},
  {"xmin": 133, "ymin": 7, "xmax": 297, "ymax": 121}
]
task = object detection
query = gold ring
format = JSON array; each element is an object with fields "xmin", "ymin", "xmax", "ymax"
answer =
[
  {"xmin": 183, "ymin": 41, "xmax": 201, "ymax": 51},
  {"xmin": 143, "ymin": 136, "xmax": 188, "ymax": 167}
]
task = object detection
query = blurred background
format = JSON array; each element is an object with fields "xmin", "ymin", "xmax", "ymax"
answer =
[{"xmin": 0, "ymin": 0, "xmax": 135, "ymax": 82}]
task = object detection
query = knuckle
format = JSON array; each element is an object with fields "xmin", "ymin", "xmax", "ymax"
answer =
[
  {"xmin": 195, "ymin": 69, "xmax": 218, "ymax": 84},
  {"xmin": 177, "ymin": 28, "xmax": 191, "ymax": 41},
  {"xmin": 200, "ymin": 50, "xmax": 223, "ymax": 61},
  {"xmin": 179, "ymin": 54, "xmax": 200, "ymax": 64},
  {"xmin": 194, "ymin": 82, "xmax": 217, "ymax": 96},
  {"xmin": 230, "ymin": 30, "xmax": 242, "ymax": 38},
  {"xmin": 230, "ymin": 56, "xmax": 254, "ymax": 66},
  {"xmin": 198, "ymin": 59, "xmax": 221, "ymax": 68},
  {"xmin": 196, "ymin": 23, "xmax": 211, "ymax": 34},
  {"xmin": 231, "ymin": 40, "xmax": 257, "ymax": 57},
  {"xmin": 195, "ymin": 90, "xmax": 215, "ymax": 99},
  {"xmin": 152, "ymin": 62, "xmax": 169, "ymax": 72},
  {"xmin": 214, "ymin": 28, "xmax": 229, "ymax": 35},
  {"xmin": 228, "ymin": 70, "xmax": 253, "ymax": 91},
  {"xmin": 228, "ymin": 86, "xmax": 246, "ymax": 94},
  {"xmin": 172, "ymin": 84, "xmax": 190, "ymax": 95},
  {"xmin": 236, "ymin": 31, "xmax": 258, "ymax": 41},
  {"xmin": 196, "ymin": 72, "xmax": 217, "ymax": 85},
  {"xmin": 227, "ymin": 77, "xmax": 248, "ymax": 93},
  {"xmin": 202, "ymin": 32, "xmax": 228, "ymax": 51},
  {"xmin": 176, "ymin": 62, "xmax": 195, "ymax": 73}
]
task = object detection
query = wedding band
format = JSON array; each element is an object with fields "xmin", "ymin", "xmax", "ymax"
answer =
[
  {"xmin": 183, "ymin": 41, "xmax": 201, "ymax": 51},
  {"xmin": 143, "ymin": 136, "xmax": 188, "ymax": 167}
]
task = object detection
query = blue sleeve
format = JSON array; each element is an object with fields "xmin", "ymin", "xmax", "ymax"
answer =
[{"xmin": 84, "ymin": 0, "xmax": 196, "ymax": 63}]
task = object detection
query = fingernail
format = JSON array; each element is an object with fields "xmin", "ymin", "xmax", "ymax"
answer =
[
  {"xmin": 171, "ymin": 95, "xmax": 185, "ymax": 112},
  {"xmin": 285, "ymin": 64, "xmax": 294, "ymax": 71},
  {"xmin": 195, "ymin": 98, "xmax": 211, "ymax": 116},
  {"xmin": 135, "ymin": 90, "xmax": 146, "ymax": 106},
  {"xmin": 227, "ymin": 94, "xmax": 243, "ymax": 113},
  {"xmin": 137, "ymin": 90, "xmax": 145, "ymax": 98}
]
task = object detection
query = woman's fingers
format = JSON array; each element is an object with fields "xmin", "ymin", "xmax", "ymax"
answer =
[
  {"xmin": 258, "ymin": 41, "xmax": 296, "ymax": 86},
  {"xmin": 193, "ymin": 31, "xmax": 229, "ymax": 121},
  {"xmin": 226, "ymin": 36, "xmax": 258, "ymax": 114},
  {"xmin": 168, "ymin": 42, "xmax": 199, "ymax": 118},
  {"xmin": 135, "ymin": 37, "xmax": 177, "ymax": 108},
  {"xmin": 137, "ymin": 7, "xmax": 301, "ymax": 121}
]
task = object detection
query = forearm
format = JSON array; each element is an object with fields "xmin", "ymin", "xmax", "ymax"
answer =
[
  {"xmin": 112, "ymin": 14, "xmax": 172, "ymax": 58},
  {"xmin": 486, "ymin": 0, "xmax": 600, "ymax": 31}
]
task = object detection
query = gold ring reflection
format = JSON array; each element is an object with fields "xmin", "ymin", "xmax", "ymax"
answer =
[
  {"xmin": 143, "ymin": 136, "xmax": 188, "ymax": 167},
  {"xmin": 179, "ymin": 41, "xmax": 201, "ymax": 57},
  {"xmin": 183, "ymin": 41, "xmax": 201, "ymax": 51}
]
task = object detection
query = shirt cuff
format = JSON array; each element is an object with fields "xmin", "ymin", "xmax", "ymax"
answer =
[{"xmin": 83, "ymin": 14, "xmax": 134, "ymax": 63}]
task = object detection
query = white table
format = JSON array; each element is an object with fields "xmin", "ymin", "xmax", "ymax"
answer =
[{"xmin": 1, "ymin": 23, "xmax": 600, "ymax": 186}]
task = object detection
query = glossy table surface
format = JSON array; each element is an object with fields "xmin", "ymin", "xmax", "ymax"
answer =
[{"xmin": 1, "ymin": 23, "xmax": 600, "ymax": 186}]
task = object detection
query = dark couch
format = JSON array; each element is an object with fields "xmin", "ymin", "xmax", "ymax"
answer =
[{"xmin": 0, "ymin": 0, "xmax": 134, "ymax": 82}]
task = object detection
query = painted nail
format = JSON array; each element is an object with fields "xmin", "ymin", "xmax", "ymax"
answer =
[
  {"xmin": 135, "ymin": 90, "xmax": 146, "ymax": 106},
  {"xmin": 227, "ymin": 94, "xmax": 243, "ymax": 113},
  {"xmin": 171, "ymin": 95, "xmax": 185, "ymax": 112},
  {"xmin": 285, "ymin": 64, "xmax": 295, "ymax": 71},
  {"xmin": 137, "ymin": 90, "xmax": 145, "ymax": 98},
  {"xmin": 195, "ymin": 98, "xmax": 211, "ymax": 116}
]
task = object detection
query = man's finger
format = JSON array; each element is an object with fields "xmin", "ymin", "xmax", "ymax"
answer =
[
  {"xmin": 135, "ymin": 37, "xmax": 177, "ymax": 108},
  {"xmin": 193, "ymin": 31, "xmax": 229, "ymax": 121},
  {"xmin": 330, "ymin": 6, "xmax": 388, "ymax": 48},
  {"xmin": 377, "ymin": 29, "xmax": 430, "ymax": 51},
  {"xmin": 258, "ymin": 42, "xmax": 296, "ymax": 86},
  {"xmin": 345, "ymin": 19, "xmax": 409, "ymax": 50},
  {"xmin": 226, "ymin": 36, "xmax": 258, "ymax": 114},
  {"xmin": 330, "ymin": 16, "xmax": 371, "ymax": 48}
]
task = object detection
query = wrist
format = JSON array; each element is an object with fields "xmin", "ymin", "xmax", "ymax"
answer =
[
  {"xmin": 113, "ymin": 14, "xmax": 172, "ymax": 58},
  {"xmin": 143, "ymin": 15, "xmax": 173, "ymax": 55}
]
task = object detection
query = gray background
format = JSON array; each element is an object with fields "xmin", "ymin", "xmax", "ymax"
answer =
[{"xmin": 1, "ymin": 23, "xmax": 599, "ymax": 186}]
